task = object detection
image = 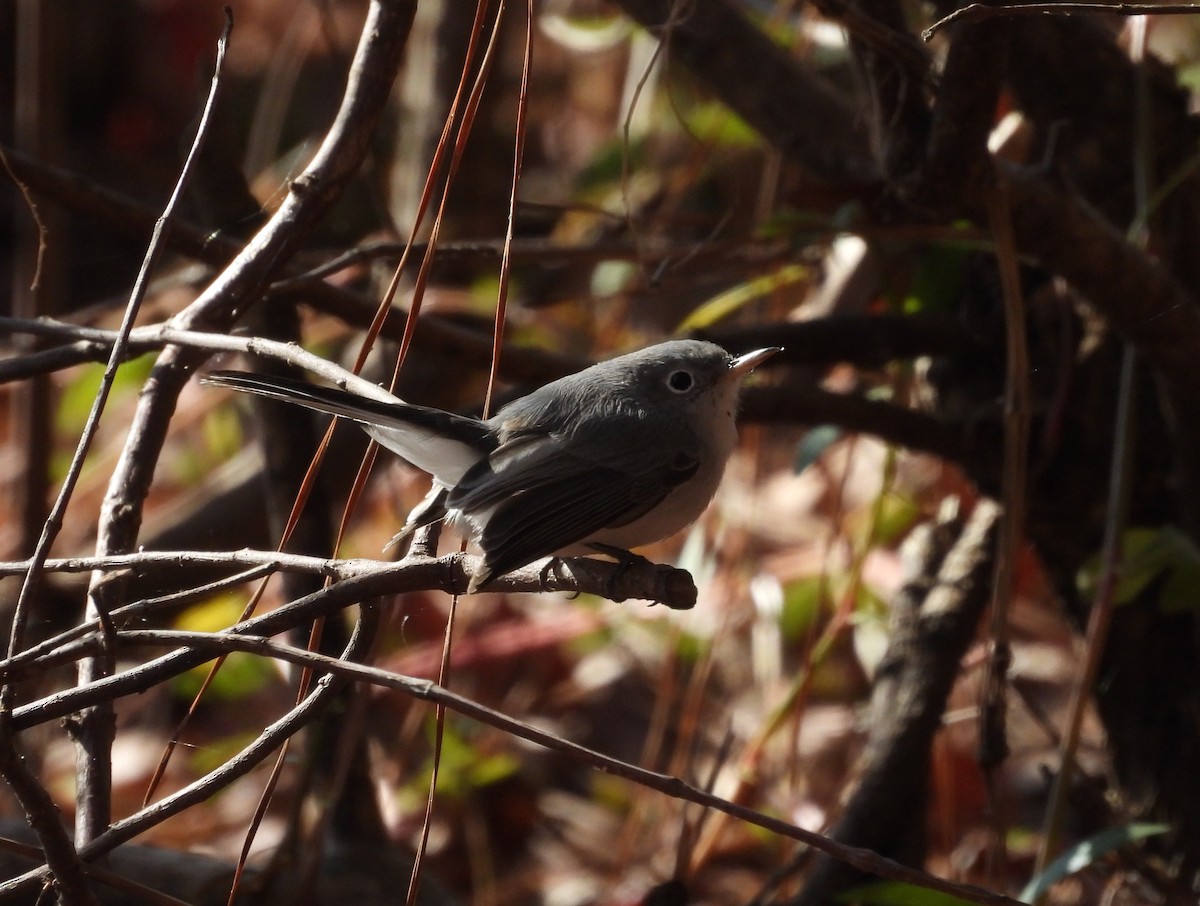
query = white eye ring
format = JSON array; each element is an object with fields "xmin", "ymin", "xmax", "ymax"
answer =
[{"xmin": 667, "ymin": 369, "xmax": 694, "ymax": 393}]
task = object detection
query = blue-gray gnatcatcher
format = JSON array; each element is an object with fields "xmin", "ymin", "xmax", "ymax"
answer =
[{"xmin": 202, "ymin": 339, "xmax": 779, "ymax": 592}]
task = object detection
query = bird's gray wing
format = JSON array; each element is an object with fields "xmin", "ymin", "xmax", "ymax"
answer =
[
  {"xmin": 450, "ymin": 426, "xmax": 699, "ymax": 580},
  {"xmin": 202, "ymin": 371, "xmax": 494, "ymax": 485}
]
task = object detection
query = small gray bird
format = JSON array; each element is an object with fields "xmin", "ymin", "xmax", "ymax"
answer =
[{"xmin": 202, "ymin": 339, "xmax": 778, "ymax": 592}]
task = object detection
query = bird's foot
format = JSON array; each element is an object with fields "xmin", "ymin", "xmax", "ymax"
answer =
[
  {"xmin": 587, "ymin": 544, "xmax": 658, "ymax": 600},
  {"xmin": 540, "ymin": 558, "xmax": 582, "ymax": 599}
]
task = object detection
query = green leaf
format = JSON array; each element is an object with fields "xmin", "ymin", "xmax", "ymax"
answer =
[
  {"xmin": 56, "ymin": 354, "xmax": 156, "ymax": 435},
  {"xmin": 467, "ymin": 751, "xmax": 520, "ymax": 789},
  {"xmin": 901, "ymin": 243, "xmax": 971, "ymax": 315},
  {"xmin": 872, "ymin": 492, "xmax": 920, "ymax": 546},
  {"xmin": 171, "ymin": 652, "xmax": 273, "ymax": 703},
  {"xmin": 677, "ymin": 264, "xmax": 808, "ymax": 332},
  {"xmin": 1178, "ymin": 61, "xmax": 1200, "ymax": 92},
  {"xmin": 839, "ymin": 880, "xmax": 978, "ymax": 905},
  {"xmin": 758, "ymin": 207, "xmax": 845, "ymax": 240},
  {"xmin": 591, "ymin": 260, "xmax": 639, "ymax": 297},
  {"xmin": 171, "ymin": 594, "xmax": 275, "ymax": 701},
  {"xmin": 674, "ymin": 629, "xmax": 708, "ymax": 665},
  {"xmin": 577, "ymin": 138, "xmax": 647, "ymax": 188},
  {"xmin": 187, "ymin": 731, "xmax": 262, "ymax": 776},
  {"xmin": 851, "ymin": 585, "xmax": 891, "ymax": 677},
  {"xmin": 1154, "ymin": 530, "xmax": 1200, "ymax": 614},
  {"xmin": 1019, "ymin": 823, "xmax": 1171, "ymax": 903},
  {"xmin": 780, "ymin": 577, "xmax": 826, "ymax": 641},
  {"xmin": 413, "ymin": 718, "xmax": 520, "ymax": 800},
  {"xmin": 1076, "ymin": 527, "xmax": 1200, "ymax": 612},
  {"xmin": 591, "ymin": 772, "xmax": 633, "ymax": 812},
  {"xmin": 683, "ymin": 102, "xmax": 760, "ymax": 148},
  {"xmin": 202, "ymin": 404, "xmax": 244, "ymax": 462}
]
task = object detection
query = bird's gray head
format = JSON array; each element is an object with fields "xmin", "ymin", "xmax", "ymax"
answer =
[
  {"xmin": 491, "ymin": 339, "xmax": 778, "ymax": 441},
  {"xmin": 601, "ymin": 340, "xmax": 734, "ymax": 401},
  {"xmin": 602, "ymin": 340, "xmax": 776, "ymax": 412}
]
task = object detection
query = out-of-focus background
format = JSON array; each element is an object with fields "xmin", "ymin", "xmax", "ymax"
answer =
[{"xmin": 5, "ymin": 1, "xmax": 1200, "ymax": 904}]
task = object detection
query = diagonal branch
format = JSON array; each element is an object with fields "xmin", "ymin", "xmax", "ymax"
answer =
[
  {"xmin": 3, "ymin": 618, "xmax": 1026, "ymax": 906},
  {"xmin": 70, "ymin": 0, "xmax": 417, "ymax": 845},
  {"xmin": 611, "ymin": 0, "xmax": 876, "ymax": 185},
  {"xmin": 795, "ymin": 500, "xmax": 1001, "ymax": 904},
  {"xmin": 67, "ymin": 10, "xmax": 233, "ymax": 850},
  {"xmin": 0, "ymin": 609, "xmax": 376, "ymax": 903},
  {"xmin": 7, "ymin": 552, "xmax": 698, "ymax": 734}
]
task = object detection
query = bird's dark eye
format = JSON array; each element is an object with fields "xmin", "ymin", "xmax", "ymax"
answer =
[{"xmin": 667, "ymin": 369, "xmax": 694, "ymax": 393}]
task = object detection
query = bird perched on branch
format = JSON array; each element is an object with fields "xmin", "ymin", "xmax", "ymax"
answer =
[{"xmin": 203, "ymin": 339, "xmax": 779, "ymax": 593}]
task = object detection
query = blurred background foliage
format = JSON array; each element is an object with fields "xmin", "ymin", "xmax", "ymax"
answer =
[{"xmin": 5, "ymin": 0, "xmax": 1200, "ymax": 904}]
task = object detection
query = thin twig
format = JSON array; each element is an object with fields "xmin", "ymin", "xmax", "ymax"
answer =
[
  {"xmin": 978, "ymin": 166, "xmax": 1030, "ymax": 881},
  {"xmin": 77, "ymin": 0, "xmax": 418, "ymax": 693},
  {"xmin": 0, "ymin": 617, "xmax": 1030, "ymax": 906},
  {"xmin": 0, "ymin": 742, "xmax": 98, "ymax": 905},
  {"xmin": 1032, "ymin": 21, "xmax": 1151, "ymax": 893},
  {"xmin": 0, "ymin": 616, "xmax": 373, "ymax": 903},
  {"xmin": 68, "ymin": 7, "xmax": 417, "ymax": 844},
  {"xmin": 63, "ymin": 625, "xmax": 1026, "ymax": 906},
  {"xmin": 925, "ymin": 2, "xmax": 1200, "ymax": 40},
  {"xmin": 1, "ymin": 7, "xmax": 233, "ymax": 871},
  {"xmin": 0, "ymin": 320, "xmax": 399, "ymax": 400},
  {"xmin": 0, "ymin": 143, "xmax": 48, "ymax": 290},
  {"xmin": 0, "ymin": 317, "xmax": 983, "ymax": 479},
  {"xmin": 0, "ymin": 835, "xmax": 191, "ymax": 906},
  {"xmin": 484, "ymin": 0, "xmax": 531, "ymax": 416},
  {"xmin": 5, "ymin": 9, "xmax": 232, "ymax": 689},
  {"xmin": 0, "ymin": 549, "xmax": 350, "ymax": 579},
  {"xmin": 0, "ymin": 552, "xmax": 699, "ymax": 694},
  {"xmin": 411, "ymin": 2, "xmax": 536, "ymax": 902},
  {"xmin": 0, "ymin": 311, "xmax": 977, "ymax": 387},
  {"xmin": 0, "ymin": 565, "xmax": 278, "ymax": 683}
]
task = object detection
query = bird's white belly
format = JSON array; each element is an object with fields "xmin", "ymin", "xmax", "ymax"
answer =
[{"xmin": 444, "ymin": 395, "xmax": 739, "ymax": 560}]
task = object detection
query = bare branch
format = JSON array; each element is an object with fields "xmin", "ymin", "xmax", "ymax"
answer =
[
  {"xmin": 611, "ymin": 0, "xmax": 876, "ymax": 184},
  {"xmin": 741, "ymin": 384, "xmax": 978, "ymax": 468},
  {"xmin": 926, "ymin": 2, "xmax": 1200, "ymax": 40},
  {"xmin": 79, "ymin": 0, "xmax": 418, "ymax": 609},
  {"xmin": 797, "ymin": 501, "xmax": 1001, "ymax": 902},
  {"xmin": 0, "ymin": 552, "xmax": 698, "ymax": 689},
  {"xmin": 64, "ymin": 9, "xmax": 234, "ymax": 847},
  {"xmin": 0, "ymin": 565, "xmax": 279, "ymax": 684},
  {"xmin": 3, "ymin": 615, "xmax": 1026, "ymax": 906},
  {"xmin": 0, "ymin": 610, "xmax": 375, "ymax": 902},
  {"xmin": 0, "ymin": 742, "xmax": 97, "ymax": 905}
]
